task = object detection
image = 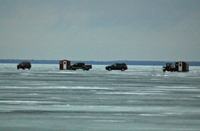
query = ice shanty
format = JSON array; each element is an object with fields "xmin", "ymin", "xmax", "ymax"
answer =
[
  {"xmin": 59, "ymin": 60, "xmax": 71, "ymax": 70},
  {"xmin": 175, "ymin": 61, "xmax": 189, "ymax": 72}
]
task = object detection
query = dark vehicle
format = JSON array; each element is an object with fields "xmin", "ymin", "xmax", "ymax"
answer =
[
  {"xmin": 69, "ymin": 63, "xmax": 92, "ymax": 71},
  {"xmin": 17, "ymin": 62, "xmax": 31, "ymax": 70},
  {"xmin": 163, "ymin": 63, "xmax": 176, "ymax": 72},
  {"xmin": 105, "ymin": 63, "xmax": 128, "ymax": 71}
]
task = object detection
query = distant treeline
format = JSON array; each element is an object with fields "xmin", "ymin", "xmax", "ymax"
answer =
[{"xmin": 0, "ymin": 59, "xmax": 200, "ymax": 66}]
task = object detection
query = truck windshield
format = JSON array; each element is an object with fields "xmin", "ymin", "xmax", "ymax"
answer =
[{"xmin": 167, "ymin": 63, "xmax": 174, "ymax": 67}]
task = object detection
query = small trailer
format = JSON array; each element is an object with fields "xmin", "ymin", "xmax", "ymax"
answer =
[
  {"xmin": 163, "ymin": 61, "xmax": 189, "ymax": 72},
  {"xmin": 59, "ymin": 60, "xmax": 71, "ymax": 70},
  {"xmin": 175, "ymin": 61, "xmax": 189, "ymax": 72}
]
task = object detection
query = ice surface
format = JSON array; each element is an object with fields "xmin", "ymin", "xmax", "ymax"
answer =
[{"xmin": 0, "ymin": 64, "xmax": 200, "ymax": 131}]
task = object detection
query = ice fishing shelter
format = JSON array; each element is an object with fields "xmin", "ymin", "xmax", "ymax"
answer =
[
  {"xmin": 59, "ymin": 60, "xmax": 71, "ymax": 70},
  {"xmin": 175, "ymin": 61, "xmax": 189, "ymax": 72}
]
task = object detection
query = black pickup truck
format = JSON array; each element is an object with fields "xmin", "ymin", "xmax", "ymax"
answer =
[{"xmin": 69, "ymin": 63, "xmax": 92, "ymax": 71}]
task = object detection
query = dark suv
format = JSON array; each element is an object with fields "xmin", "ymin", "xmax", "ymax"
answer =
[
  {"xmin": 17, "ymin": 62, "xmax": 31, "ymax": 70},
  {"xmin": 105, "ymin": 63, "xmax": 128, "ymax": 71}
]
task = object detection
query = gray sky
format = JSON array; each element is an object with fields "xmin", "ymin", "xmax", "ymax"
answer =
[{"xmin": 1, "ymin": 0, "xmax": 200, "ymax": 61}]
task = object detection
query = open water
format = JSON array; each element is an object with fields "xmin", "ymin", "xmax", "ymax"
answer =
[{"xmin": 0, "ymin": 64, "xmax": 200, "ymax": 131}]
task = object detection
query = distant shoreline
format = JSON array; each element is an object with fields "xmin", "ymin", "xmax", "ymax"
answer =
[{"xmin": 1, "ymin": 59, "xmax": 200, "ymax": 66}]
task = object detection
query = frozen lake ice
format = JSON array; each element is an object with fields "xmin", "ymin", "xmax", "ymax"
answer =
[{"xmin": 0, "ymin": 64, "xmax": 200, "ymax": 131}]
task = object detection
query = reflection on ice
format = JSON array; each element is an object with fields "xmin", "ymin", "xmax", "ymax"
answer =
[{"xmin": 96, "ymin": 91, "xmax": 163, "ymax": 95}]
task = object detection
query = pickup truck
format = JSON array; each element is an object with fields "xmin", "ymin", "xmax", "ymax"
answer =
[{"xmin": 69, "ymin": 63, "xmax": 92, "ymax": 71}]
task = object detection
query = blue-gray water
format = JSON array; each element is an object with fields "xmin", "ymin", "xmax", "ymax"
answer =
[{"xmin": 0, "ymin": 64, "xmax": 200, "ymax": 131}]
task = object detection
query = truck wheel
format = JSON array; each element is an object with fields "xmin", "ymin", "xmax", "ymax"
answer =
[
  {"xmin": 82, "ymin": 68, "xmax": 86, "ymax": 71},
  {"xmin": 69, "ymin": 67, "xmax": 73, "ymax": 70},
  {"xmin": 121, "ymin": 68, "xmax": 125, "ymax": 71},
  {"xmin": 108, "ymin": 68, "xmax": 111, "ymax": 71}
]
